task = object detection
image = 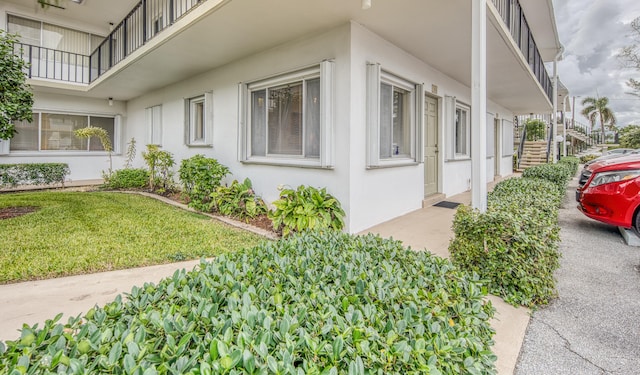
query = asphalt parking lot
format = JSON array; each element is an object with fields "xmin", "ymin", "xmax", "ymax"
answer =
[{"xmin": 515, "ymin": 177, "xmax": 640, "ymax": 374}]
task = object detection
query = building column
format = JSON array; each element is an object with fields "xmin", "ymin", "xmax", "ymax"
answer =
[{"xmin": 471, "ymin": 0, "xmax": 487, "ymax": 212}]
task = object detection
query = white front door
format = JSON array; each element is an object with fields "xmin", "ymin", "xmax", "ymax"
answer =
[{"xmin": 424, "ymin": 96, "xmax": 439, "ymax": 196}]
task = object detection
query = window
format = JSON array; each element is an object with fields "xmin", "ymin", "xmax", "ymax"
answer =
[
  {"xmin": 239, "ymin": 61, "xmax": 334, "ymax": 167},
  {"xmin": 185, "ymin": 92, "xmax": 213, "ymax": 146},
  {"xmin": 146, "ymin": 105, "xmax": 163, "ymax": 145},
  {"xmin": 366, "ymin": 63, "xmax": 423, "ymax": 167},
  {"xmin": 455, "ymin": 106, "xmax": 470, "ymax": 156},
  {"xmin": 9, "ymin": 112, "xmax": 118, "ymax": 153}
]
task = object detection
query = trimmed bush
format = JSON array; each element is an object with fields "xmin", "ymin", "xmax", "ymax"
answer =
[
  {"xmin": 0, "ymin": 163, "xmax": 69, "ymax": 188},
  {"xmin": 558, "ymin": 156, "xmax": 579, "ymax": 176},
  {"xmin": 450, "ymin": 177, "xmax": 563, "ymax": 307},
  {"xmin": 269, "ymin": 185, "xmax": 345, "ymax": 236},
  {"xmin": 521, "ymin": 163, "xmax": 572, "ymax": 195},
  {"xmin": 0, "ymin": 231, "xmax": 497, "ymax": 374},
  {"xmin": 102, "ymin": 168, "xmax": 149, "ymax": 189},
  {"xmin": 178, "ymin": 155, "xmax": 229, "ymax": 211},
  {"xmin": 579, "ymin": 154, "xmax": 598, "ymax": 164}
]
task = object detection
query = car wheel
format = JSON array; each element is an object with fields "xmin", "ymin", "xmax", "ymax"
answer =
[{"xmin": 635, "ymin": 208, "xmax": 640, "ymax": 234}]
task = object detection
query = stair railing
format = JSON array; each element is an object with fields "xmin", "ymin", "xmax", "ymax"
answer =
[{"xmin": 517, "ymin": 126, "xmax": 527, "ymax": 170}]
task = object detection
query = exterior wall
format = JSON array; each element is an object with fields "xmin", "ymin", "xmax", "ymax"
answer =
[
  {"xmin": 125, "ymin": 24, "xmax": 353, "ymax": 225},
  {"xmin": 347, "ymin": 23, "xmax": 513, "ymax": 232}
]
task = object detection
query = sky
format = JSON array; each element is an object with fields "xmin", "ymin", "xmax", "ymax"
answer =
[{"xmin": 553, "ymin": 0, "xmax": 640, "ymax": 127}]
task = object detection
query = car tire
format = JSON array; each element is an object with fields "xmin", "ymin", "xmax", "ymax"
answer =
[{"xmin": 635, "ymin": 208, "xmax": 640, "ymax": 235}]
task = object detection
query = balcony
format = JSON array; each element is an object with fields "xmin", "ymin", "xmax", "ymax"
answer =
[
  {"xmin": 491, "ymin": 0, "xmax": 554, "ymax": 103},
  {"xmin": 90, "ymin": 0, "xmax": 207, "ymax": 82},
  {"xmin": 13, "ymin": 43, "xmax": 91, "ymax": 84}
]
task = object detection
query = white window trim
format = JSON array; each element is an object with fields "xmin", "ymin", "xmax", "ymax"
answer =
[
  {"xmin": 185, "ymin": 92, "xmax": 213, "ymax": 147},
  {"xmin": 366, "ymin": 63, "xmax": 423, "ymax": 168},
  {"xmin": 146, "ymin": 105, "xmax": 163, "ymax": 146},
  {"xmin": 445, "ymin": 96, "xmax": 471, "ymax": 161},
  {"xmin": 5, "ymin": 111, "xmax": 121, "ymax": 155},
  {"xmin": 238, "ymin": 60, "xmax": 335, "ymax": 168}
]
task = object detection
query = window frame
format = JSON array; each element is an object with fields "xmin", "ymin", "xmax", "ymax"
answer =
[
  {"xmin": 185, "ymin": 92, "xmax": 213, "ymax": 147},
  {"xmin": 6, "ymin": 110, "xmax": 120, "ymax": 155},
  {"xmin": 238, "ymin": 61, "xmax": 335, "ymax": 168},
  {"xmin": 366, "ymin": 63, "xmax": 424, "ymax": 168},
  {"xmin": 454, "ymin": 103, "xmax": 471, "ymax": 159}
]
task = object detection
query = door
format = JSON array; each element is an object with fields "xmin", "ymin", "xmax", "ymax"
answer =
[{"xmin": 424, "ymin": 96, "xmax": 439, "ymax": 196}]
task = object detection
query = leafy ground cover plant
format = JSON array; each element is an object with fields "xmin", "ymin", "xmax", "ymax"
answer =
[
  {"xmin": 269, "ymin": 185, "xmax": 345, "ymax": 236},
  {"xmin": 178, "ymin": 155, "xmax": 229, "ymax": 211},
  {"xmin": 210, "ymin": 178, "xmax": 268, "ymax": 222},
  {"xmin": 0, "ymin": 192, "xmax": 264, "ymax": 283},
  {"xmin": 0, "ymin": 231, "xmax": 497, "ymax": 374},
  {"xmin": 0, "ymin": 163, "xmax": 69, "ymax": 188},
  {"xmin": 450, "ymin": 177, "xmax": 563, "ymax": 307}
]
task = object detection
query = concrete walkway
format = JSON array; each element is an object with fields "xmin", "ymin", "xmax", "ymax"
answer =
[{"xmin": 0, "ymin": 183, "xmax": 529, "ymax": 375}]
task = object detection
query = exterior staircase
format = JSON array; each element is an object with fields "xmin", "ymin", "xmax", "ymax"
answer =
[{"xmin": 518, "ymin": 141, "xmax": 548, "ymax": 170}]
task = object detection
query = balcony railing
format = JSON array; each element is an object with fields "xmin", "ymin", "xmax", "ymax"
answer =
[
  {"xmin": 491, "ymin": 0, "xmax": 554, "ymax": 103},
  {"xmin": 90, "ymin": 0, "xmax": 206, "ymax": 82},
  {"xmin": 13, "ymin": 43, "xmax": 91, "ymax": 84}
]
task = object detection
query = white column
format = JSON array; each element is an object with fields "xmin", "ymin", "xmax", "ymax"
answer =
[
  {"xmin": 471, "ymin": 0, "xmax": 487, "ymax": 212},
  {"xmin": 552, "ymin": 58, "xmax": 559, "ymax": 163}
]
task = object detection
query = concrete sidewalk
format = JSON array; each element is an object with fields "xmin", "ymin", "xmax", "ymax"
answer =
[{"xmin": 0, "ymin": 187, "xmax": 529, "ymax": 375}]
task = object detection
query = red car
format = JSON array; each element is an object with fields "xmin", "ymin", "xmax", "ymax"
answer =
[{"xmin": 576, "ymin": 154, "xmax": 640, "ymax": 231}]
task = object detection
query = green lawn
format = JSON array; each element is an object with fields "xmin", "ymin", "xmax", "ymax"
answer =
[{"xmin": 0, "ymin": 191, "xmax": 266, "ymax": 284}]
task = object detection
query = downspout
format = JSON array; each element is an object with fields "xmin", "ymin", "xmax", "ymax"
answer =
[{"xmin": 551, "ymin": 46, "xmax": 564, "ymax": 163}]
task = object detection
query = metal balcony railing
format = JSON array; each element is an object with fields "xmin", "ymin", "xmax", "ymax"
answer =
[
  {"xmin": 90, "ymin": 0, "xmax": 206, "ymax": 82},
  {"xmin": 491, "ymin": 0, "xmax": 554, "ymax": 103},
  {"xmin": 13, "ymin": 43, "xmax": 91, "ymax": 84}
]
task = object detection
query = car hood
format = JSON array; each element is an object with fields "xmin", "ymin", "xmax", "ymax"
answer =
[{"xmin": 587, "ymin": 154, "xmax": 640, "ymax": 172}]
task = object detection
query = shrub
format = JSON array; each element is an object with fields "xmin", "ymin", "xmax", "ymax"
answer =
[
  {"xmin": 269, "ymin": 185, "xmax": 345, "ymax": 236},
  {"xmin": 210, "ymin": 178, "xmax": 268, "ymax": 222},
  {"xmin": 524, "ymin": 118, "xmax": 546, "ymax": 141},
  {"xmin": 521, "ymin": 163, "xmax": 572, "ymax": 195},
  {"xmin": 102, "ymin": 168, "xmax": 149, "ymax": 189},
  {"xmin": 0, "ymin": 231, "xmax": 497, "ymax": 374},
  {"xmin": 142, "ymin": 145, "xmax": 175, "ymax": 193},
  {"xmin": 450, "ymin": 177, "xmax": 563, "ymax": 307},
  {"xmin": 0, "ymin": 163, "xmax": 69, "ymax": 188},
  {"xmin": 558, "ymin": 156, "xmax": 579, "ymax": 176},
  {"xmin": 178, "ymin": 155, "xmax": 229, "ymax": 211},
  {"xmin": 579, "ymin": 154, "xmax": 598, "ymax": 164}
]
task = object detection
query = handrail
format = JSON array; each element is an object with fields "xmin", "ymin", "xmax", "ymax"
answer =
[
  {"xmin": 491, "ymin": 0, "xmax": 554, "ymax": 103},
  {"xmin": 517, "ymin": 125, "xmax": 527, "ymax": 170},
  {"xmin": 90, "ymin": 0, "xmax": 207, "ymax": 82},
  {"xmin": 13, "ymin": 42, "xmax": 90, "ymax": 84},
  {"xmin": 546, "ymin": 122, "xmax": 553, "ymax": 162}
]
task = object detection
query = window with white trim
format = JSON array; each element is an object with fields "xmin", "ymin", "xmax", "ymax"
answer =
[
  {"xmin": 185, "ymin": 92, "xmax": 213, "ymax": 146},
  {"xmin": 239, "ymin": 61, "xmax": 334, "ymax": 167},
  {"xmin": 146, "ymin": 105, "xmax": 162, "ymax": 146},
  {"xmin": 455, "ymin": 105, "xmax": 470, "ymax": 157},
  {"xmin": 366, "ymin": 63, "xmax": 423, "ymax": 167},
  {"xmin": 8, "ymin": 112, "xmax": 119, "ymax": 153}
]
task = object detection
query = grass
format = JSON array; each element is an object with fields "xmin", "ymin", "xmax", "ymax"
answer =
[{"xmin": 0, "ymin": 191, "xmax": 266, "ymax": 284}]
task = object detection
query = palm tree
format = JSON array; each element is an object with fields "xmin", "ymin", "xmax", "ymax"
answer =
[{"xmin": 581, "ymin": 97, "xmax": 616, "ymax": 145}]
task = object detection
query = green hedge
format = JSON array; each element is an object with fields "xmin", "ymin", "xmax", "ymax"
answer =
[
  {"xmin": 0, "ymin": 231, "xmax": 497, "ymax": 374},
  {"xmin": 450, "ymin": 176, "xmax": 563, "ymax": 307},
  {"xmin": 0, "ymin": 163, "xmax": 69, "ymax": 188},
  {"xmin": 102, "ymin": 168, "xmax": 150, "ymax": 190},
  {"xmin": 521, "ymin": 163, "xmax": 573, "ymax": 195}
]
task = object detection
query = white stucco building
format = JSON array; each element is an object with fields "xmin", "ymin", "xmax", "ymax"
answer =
[{"xmin": 0, "ymin": 0, "xmax": 562, "ymax": 232}]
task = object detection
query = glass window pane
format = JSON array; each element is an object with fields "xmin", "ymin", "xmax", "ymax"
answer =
[
  {"xmin": 305, "ymin": 78, "xmax": 321, "ymax": 158},
  {"xmin": 89, "ymin": 116, "xmax": 115, "ymax": 151},
  {"xmin": 41, "ymin": 113, "xmax": 88, "ymax": 151},
  {"xmin": 7, "ymin": 15, "xmax": 41, "ymax": 46},
  {"xmin": 393, "ymin": 87, "xmax": 410, "ymax": 156},
  {"xmin": 251, "ymin": 90, "xmax": 267, "ymax": 156},
  {"xmin": 43, "ymin": 23, "xmax": 89, "ymax": 55},
  {"xmin": 379, "ymin": 83, "xmax": 392, "ymax": 158},
  {"xmin": 10, "ymin": 115, "xmax": 40, "ymax": 151},
  {"xmin": 194, "ymin": 101, "xmax": 204, "ymax": 141},
  {"xmin": 455, "ymin": 108, "xmax": 467, "ymax": 155},
  {"xmin": 268, "ymin": 83, "xmax": 302, "ymax": 155}
]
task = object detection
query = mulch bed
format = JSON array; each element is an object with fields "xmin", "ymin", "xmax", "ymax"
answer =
[{"xmin": 0, "ymin": 206, "xmax": 39, "ymax": 220}]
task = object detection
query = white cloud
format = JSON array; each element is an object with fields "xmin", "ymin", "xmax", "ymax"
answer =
[{"xmin": 554, "ymin": 0, "xmax": 640, "ymax": 126}]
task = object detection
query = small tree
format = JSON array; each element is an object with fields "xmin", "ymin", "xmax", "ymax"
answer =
[
  {"xmin": 619, "ymin": 17, "xmax": 640, "ymax": 97},
  {"xmin": 142, "ymin": 144, "xmax": 175, "ymax": 192},
  {"xmin": 0, "ymin": 30, "xmax": 34, "ymax": 140},
  {"xmin": 619, "ymin": 125, "xmax": 640, "ymax": 149},
  {"xmin": 74, "ymin": 127, "xmax": 113, "ymax": 174}
]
